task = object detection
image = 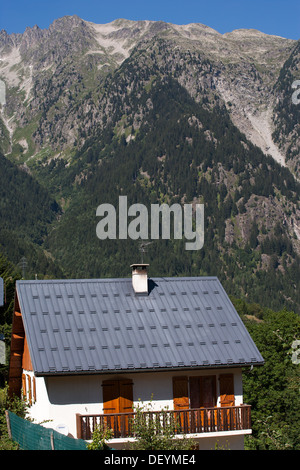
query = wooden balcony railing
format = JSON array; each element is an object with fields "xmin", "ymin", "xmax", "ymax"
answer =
[{"xmin": 76, "ymin": 405, "xmax": 251, "ymax": 440}]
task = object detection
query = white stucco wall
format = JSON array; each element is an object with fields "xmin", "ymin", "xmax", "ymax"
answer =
[{"xmin": 24, "ymin": 367, "xmax": 245, "ymax": 447}]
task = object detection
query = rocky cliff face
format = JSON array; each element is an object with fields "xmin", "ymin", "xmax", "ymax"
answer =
[{"xmin": 0, "ymin": 16, "xmax": 298, "ymax": 174}]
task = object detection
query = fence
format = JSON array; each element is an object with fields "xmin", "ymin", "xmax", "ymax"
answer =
[{"xmin": 6, "ymin": 410, "xmax": 88, "ymax": 450}]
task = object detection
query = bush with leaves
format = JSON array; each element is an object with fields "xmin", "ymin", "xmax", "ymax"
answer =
[
  {"xmin": 129, "ymin": 399, "xmax": 196, "ymax": 450},
  {"xmin": 0, "ymin": 383, "xmax": 29, "ymax": 450},
  {"xmin": 87, "ymin": 424, "xmax": 113, "ymax": 450}
]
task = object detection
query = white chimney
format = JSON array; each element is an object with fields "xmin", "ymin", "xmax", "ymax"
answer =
[{"xmin": 130, "ymin": 264, "xmax": 149, "ymax": 295}]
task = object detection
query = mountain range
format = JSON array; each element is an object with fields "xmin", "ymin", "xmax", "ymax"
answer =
[{"xmin": 0, "ymin": 15, "xmax": 299, "ymax": 313}]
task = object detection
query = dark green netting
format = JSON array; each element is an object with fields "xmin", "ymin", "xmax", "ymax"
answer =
[{"xmin": 7, "ymin": 411, "xmax": 87, "ymax": 450}]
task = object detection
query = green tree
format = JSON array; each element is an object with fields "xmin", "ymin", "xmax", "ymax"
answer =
[{"xmin": 235, "ymin": 302, "xmax": 300, "ymax": 450}]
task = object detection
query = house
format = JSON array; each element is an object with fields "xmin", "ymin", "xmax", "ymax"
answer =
[{"xmin": 8, "ymin": 264, "xmax": 264, "ymax": 450}]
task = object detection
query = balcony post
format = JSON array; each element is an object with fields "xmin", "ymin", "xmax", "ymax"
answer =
[{"xmin": 76, "ymin": 413, "xmax": 82, "ymax": 439}]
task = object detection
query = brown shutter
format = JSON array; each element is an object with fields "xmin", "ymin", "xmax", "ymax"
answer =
[
  {"xmin": 27, "ymin": 374, "xmax": 32, "ymax": 405},
  {"xmin": 219, "ymin": 374, "xmax": 235, "ymax": 407},
  {"xmin": 102, "ymin": 379, "xmax": 133, "ymax": 413},
  {"xmin": 119, "ymin": 380, "xmax": 133, "ymax": 413},
  {"xmin": 22, "ymin": 373, "xmax": 26, "ymax": 399},
  {"xmin": 173, "ymin": 376, "xmax": 189, "ymax": 410},
  {"xmin": 189, "ymin": 377, "xmax": 200, "ymax": 409},
  {"xmin": 201, "ymin": 376, "xmax": 216, "ymax": 408},
  {"xmin": 102, "ymin": 380, "xmax": 119, "ymax": 414},
  {"xmin": 32, "ymin": 376, "xmax": 36, "ymax": 403},
  {"xmin": 102, "ymin": 379, "xmax": 133, "ymax": 436}
]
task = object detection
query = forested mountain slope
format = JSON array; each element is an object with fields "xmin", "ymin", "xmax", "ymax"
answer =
[
  {"xmin": 0, "ymin": 152, "xmax": 62, "ymax": 278},
  {"xmin": 42, "ymin": 75, "xmax": 300, "ymax": 312}
]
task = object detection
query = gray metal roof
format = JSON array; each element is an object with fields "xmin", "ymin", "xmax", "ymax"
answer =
[{"xmin": 16, "ymin": 276, "xmax": 264, "ymax": 375}]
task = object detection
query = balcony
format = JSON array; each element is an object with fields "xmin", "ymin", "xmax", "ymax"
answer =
[{"xmin": 76, "ymin": 405, "xmax": 251, "ymax": 440}]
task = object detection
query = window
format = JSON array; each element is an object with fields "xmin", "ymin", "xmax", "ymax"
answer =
[
  {"xmin": 190, "ymin": 376, "xmax": 216, "ymax": 408},
  {"xmin": 102, "ymin": 379, "xmax": 133, "ymax": 435},
  {"xmin": 219, "ymin": 374, "xmax": 235, "ymax": 407},
  {"xmin": 102, "ymin": 379, "xmax": 133, "ymax": 414},
  {"xmin": 173, "ymin": 377, "xmax": 189, "ymax": 410},
  {"xmin": 173, "ymin": 374, "xmax": 234, "ymax": 409}
]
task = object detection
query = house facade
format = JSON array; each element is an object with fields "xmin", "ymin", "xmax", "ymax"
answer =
[{"xmin": 8, "ymin": 264, "xmax": 264, "ymax": 450}]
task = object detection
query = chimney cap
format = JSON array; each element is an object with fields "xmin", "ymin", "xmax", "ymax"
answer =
[{"xmin": 130, "ymin": 264, "xmax": 149, "ymax": 268}]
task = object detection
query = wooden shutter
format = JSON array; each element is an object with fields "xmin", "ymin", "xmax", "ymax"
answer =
[
  {"xmin": 32, "ymin": 376, "xmax": 36, "ymax": 403},
  {"xmin": 102, "ymin": 379, "xmax": 133, "ymax": 436},
  {"xmin": 219, "ymin": 374, "xmax": 235, "ymax": 407},
  {"xmin": 102, "ymin": 379, "xmax": 133, "ymax": 413},
  {"xmin": 189, "ymin": 377, "xmax": 200, "ymax": 409},
  {"xmin": 102, "ymin": 380, "xmax": 119, "ymax": 414},
  {"xmin": 27, "ymin": 374, "xmax": 32, "ymax": 405},
  {"xmin": 22, "ymin": 373, "xmax": 26, "ymax": 399},
  {"xmin": 119, "ymin": 380, "xmax": 133, "ymax": 413},
  {"xmin": 201, "ymin": 376, "xmax": 216, "ymax": 408},
  {"xmin": 173, "ymin": 376, "xmax": 189, "ymax": 410}
]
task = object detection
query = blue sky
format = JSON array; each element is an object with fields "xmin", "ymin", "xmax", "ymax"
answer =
[{"xmin": 0, "ymin": 0, "xmax": 299, "ymax": 40}]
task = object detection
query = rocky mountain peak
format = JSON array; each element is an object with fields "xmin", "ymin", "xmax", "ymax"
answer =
[{"xmin": 0, "ymin": 16, "xmax": 298, "ymax": 177}]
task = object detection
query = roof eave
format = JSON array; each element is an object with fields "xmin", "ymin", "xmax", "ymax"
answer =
[{"xmin": 34, "ymin": 361, "xmax": 264, "ymax": 377}]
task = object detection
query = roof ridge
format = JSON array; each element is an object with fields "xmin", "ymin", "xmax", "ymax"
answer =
[{"xmin": 16, "ymin": 275, "xmax": 219, "ymax": 284}]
